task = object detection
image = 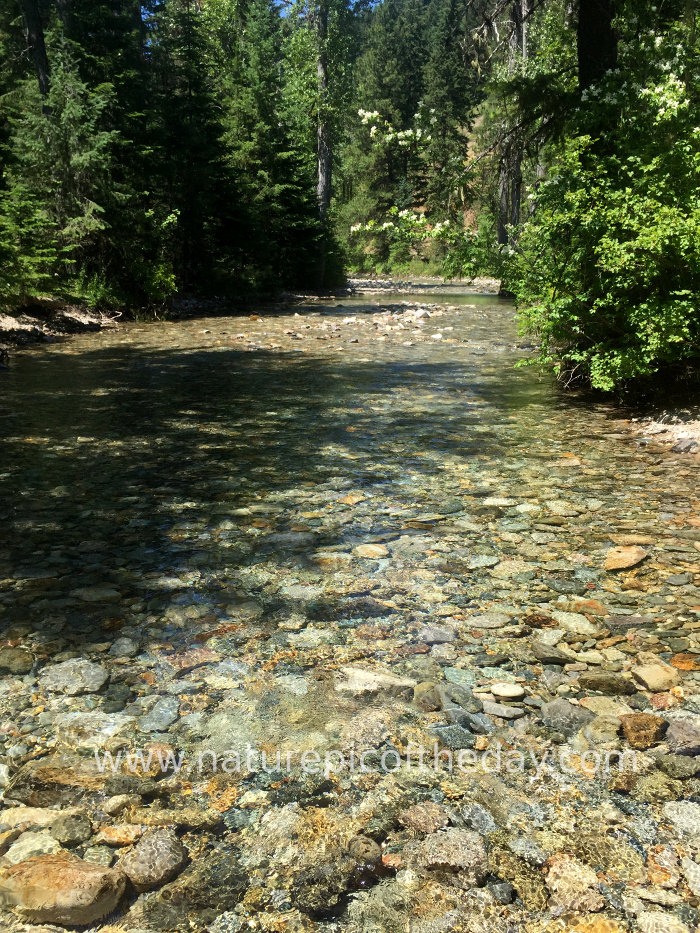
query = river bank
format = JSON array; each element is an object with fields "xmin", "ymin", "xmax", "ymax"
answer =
[{"xmin": 0, "ymin": 303, "xmax": 118, "ymax": 356}]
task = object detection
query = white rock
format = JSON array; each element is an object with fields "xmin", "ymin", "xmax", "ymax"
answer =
[
  {"xmin": 53, "ymin": 712, "xmax": 136, "ymax": 749},
  {"xmin": 39, "ymin": 660, "xmax": 108, "ymax": 696},
  {"xmin": 335, "ymin": 667, "xmax": 415, "ymax": 696},
  {"xmin": 632, "ymin": 661, "xmax": 681, "ymax": 692},
  {"xmin": 681, "ymin": 857, "xmax": 700, "ymax": 896},
  {"xmin": 490, "ymin": 682, "xmax": 525, "ymax": 700},
  {"xmin": 663, "ymin": 801, "xmax": 700, "ymax": 837},
  {"xmin": 3, "ymin": 831, "xmax": 63, "ymax": 865},
  {"xmin": 551, "ymin": 611, "xmax": 601, "ymax": 637},
  {"xmin": 0, "ymin": 807, "xmax": 79, "ymax": 830},
  {"xmin": 638, "ymin": 910, "xmax": 689, "ymax": 933}
]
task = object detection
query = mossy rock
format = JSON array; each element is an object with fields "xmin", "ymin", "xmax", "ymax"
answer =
[{"xmin": 488, "ymin": 844, "xmax": 548, "ymax": 911}]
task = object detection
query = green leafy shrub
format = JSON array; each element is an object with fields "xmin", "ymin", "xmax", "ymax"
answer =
[{"xmin": 511, "ymin": 26, "xmax": 700, "ymax": 392}]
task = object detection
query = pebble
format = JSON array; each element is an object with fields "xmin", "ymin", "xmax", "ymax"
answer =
[
  {"xmin": 665, "ymin": 719, "xmax": 700, "ymax": 756},
  {"xmin": 578, "ymin": 670, "xmax": 635, "ymax": 695},
  {"xmin": 663, "ymin": 801, "xmax": 700, "ymax": 836},
  {"xmin": 481, "ymin": 700, "xmax": 526, "ymax": 720},
  {"xmin": 432, "ymin": 724, "xmax": 476, "ymax": 748},
  {"xmin": 2, "ymin": 831, "xmax": 63, "ymax": 865},
  {"xmin": 353, "ymin": 544, "xmax": 389, "ymax": 559},
  {"xmin": 467, "ymin": 612, "xmax": 512, "ymax": 629},
  {"xmin": 637, "ymin": 911, "xmax": 690, "ymax": 933},
  {"xmin": 138, "ymin": 696, "xmax": 180, "ymax": 733},
  {"xmin": 409, "ymin": 829, "xmax": 487, "ymax": 884},
  {"xmin": 490, "ymin": 682, "xmax": 525, "ymax": 700},
  {"xmin": 108, "ymin": 637, "xmax": 139, "ymax": 658},
  {"xmin": 399, "ymin": 802, "xmax": 449, "ymax": 834},
  {"xmin": 541, "ymin": 698, "xmax": 595, "ymax": 736},
  {"xmin": 50, "ymin": 812, "xmax": 92, "ymax": 846},
  {"xmin": 604, "ymin": 545, "xmax": 648, "ymax": 570},
  {"xmin": 682, "ymin": 857, "xmax": 700, "ymax": 896},
  {"xmin": 619, "ymin": 712, "xmax": 668, "ymax": 749},
  {"xmin": 551, "ymin": 611, "xmax": 601, "ymax": 637},
  {"xmin": 0, "ymin": 648, "xmax": 33, "ymax": 674},
  {"xmin": 546, "ymin": 852, "xmax": 605, "ymax": 912},
  {"xmin": 335, "ymin": 667, "xmax": 415, "ymax": 696},
  {"xmin": 632, "ymin": 661, "xmax": 681, "ymax": 692},
  {"xmin": 531, "ymin": 641, "xmax": 574, "ymax": 665}
]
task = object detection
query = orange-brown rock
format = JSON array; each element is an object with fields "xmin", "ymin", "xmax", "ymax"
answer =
[
  {"xmin": 604, "ymin": 546, "xmax": 648, "ymax": 571},
  {"xmin": 94, "ymin": 823, "xmax": 144, "ymax": 846},
  {"xmin": 670, "ymin": 653, "xmax": 700, "ymax": 671},
  {"xmin": 0, "ymin": 852, "xmax": 126, "ymax": 924},
  {"xmin": 619, "ymin": 712, "xmax": 668, "ymax": 749},
  {"xmin": 567, "ymin": 920, "xmax": 630, "ymax": 933}
]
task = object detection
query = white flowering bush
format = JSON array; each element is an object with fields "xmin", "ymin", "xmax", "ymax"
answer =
[
  {"xmin": 349, "ymin": 206, "xmax": 491, "ymax": 277},
  {"xmin": 342, "ymin": 101, "xmax": 492, "ymax": 275}
]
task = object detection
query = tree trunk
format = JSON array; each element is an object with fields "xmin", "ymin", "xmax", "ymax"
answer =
[
  {"xmin": 577, "ymin": 0, "xmax": 617, "ymax": 90},
  {"xmin": 19, "ymin": 0, "xmax": 50, "ymax": 110},
  {"xmin": 316, "ymin": 6, "xmax": 331, "ymax": 218},
  {"xmin": 497, "ymin": 144, "xmax": 510, "ymax": 246},
  {"xmin": 315, "ymin": 0, "xmax": 331, "ymax": 286},
  {"xmin": 509, "ymin": 146, "xmax": 522, "ymax": 230},
  {"xmin": 497, "ymin": 0, "xmax": 529, "ymax": 245},
  {"xmin": 55, "ymin": 0, "xmax": 72, "ymax": 31}
]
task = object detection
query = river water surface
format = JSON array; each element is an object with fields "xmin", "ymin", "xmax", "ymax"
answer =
[{"xmin": 0, "ymin": 289, "xmax": 699, "ymax": 932}]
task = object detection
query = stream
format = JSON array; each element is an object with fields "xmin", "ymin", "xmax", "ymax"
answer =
[{"xmin": 0, "ymin": 287, "xmax": 699, "ymax": 933}]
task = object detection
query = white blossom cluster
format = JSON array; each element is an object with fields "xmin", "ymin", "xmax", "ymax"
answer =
[
  {"xmin": 358, "ymin": 109, "xmax": 381, "ymax": 124},
  {"xmin": 640, "ymin": 74, "xmax": 689, "ymax": 122}
]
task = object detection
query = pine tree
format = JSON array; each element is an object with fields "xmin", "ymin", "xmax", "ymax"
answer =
[
  {"xmin": 205, "ymin": 0, "xmax": 320, "ymax": 287},
  {"xmin": 1, "ymin": 36, "xmax": 117, "ymax": 301}
]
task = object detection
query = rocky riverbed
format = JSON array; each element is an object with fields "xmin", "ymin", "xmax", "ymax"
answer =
[{"xmin": 0, "ymin": 289, "xmax": 699, "ymax": 932}]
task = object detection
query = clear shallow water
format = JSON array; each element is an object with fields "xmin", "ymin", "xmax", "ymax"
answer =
[
  {"xmin": 1, "ymin": 290, "xmax": 700, "ymax": 931},
  {"xmin": 0, "ymin": 289, "xmax": 693, "ymax": 636}
]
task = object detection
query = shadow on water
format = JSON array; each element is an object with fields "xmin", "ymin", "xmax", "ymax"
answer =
[{"xmin": 0, "ymin": 333, "xmax": 636, "ymax": 648}]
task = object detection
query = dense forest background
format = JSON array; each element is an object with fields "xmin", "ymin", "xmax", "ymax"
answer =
[{"xmin": 0, "ymin": 0, "xmax": 698, "ymax": 390}]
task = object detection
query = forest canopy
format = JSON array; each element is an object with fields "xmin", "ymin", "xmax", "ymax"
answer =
[{"xmin": 1, "ymin": 0, "xmax": 699, "ymax": 391}]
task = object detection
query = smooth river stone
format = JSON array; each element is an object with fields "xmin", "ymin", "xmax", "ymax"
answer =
[
  {"xmin": 119, "ymin": 828, "xmax": 187, "ymax": 891},
  {"xmin": 353, "ymin": 544, "xmax": 389, "ymax": 559},
  {"xmin": 466, "ymin": 612, "xmax": 512, "ymax": 629},
  {"xmin": 663, "ymin": 801, "xmax": 700, "ymax": 836},
  {"xmin": 490, "ymin": 682, "xmax": 525, "ymax": 700},
  {"xmin": 39, "ymin": 660, "xmax": 108, "ymax": 696},
  {"xmin": 482, "ymin": 700, "xmax": 526, "ymax": 720}
]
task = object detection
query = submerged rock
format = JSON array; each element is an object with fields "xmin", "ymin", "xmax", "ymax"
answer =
[
  {"xmin": 632, "ymin": 661, "xmax": 681, "ymax": 692},
  {"xmin": 335, "ymin": 666, "xmax": 415, "ymax": 696},
  {"xmin": 579, "ymin": 671, "xmax": 635, "ymax": 695},
  {"xmin": 39, "ymin": 659, "xmax": 108, "ymax": 695},
  {"xmin": 120, "ymin": 828, "xmax": 187, "ymax": 891},
  {"xmin": 541, "ymin": 698, "xmax": 595, "ymax": 736},
  {"xmin": 604, "ymin": 545, "xmax": 648, "ymax": 570},
  {"xmin": 0, "ymin": 648, "xmax": 34, "ymax": 674},
  {"xmin": 619, "ymin": 712, "xmax": 667, "ymax": 749},
  {"xmin": 407, "ymin": 828, "xmax": 488, "ymax": 885},
  {"xmin": 0, "ymin": 853, "xmax": 126, "ymax": 924},
  {"xmin": 545, "ymin": 852, "xmax": 605, "ymax": 912}
]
